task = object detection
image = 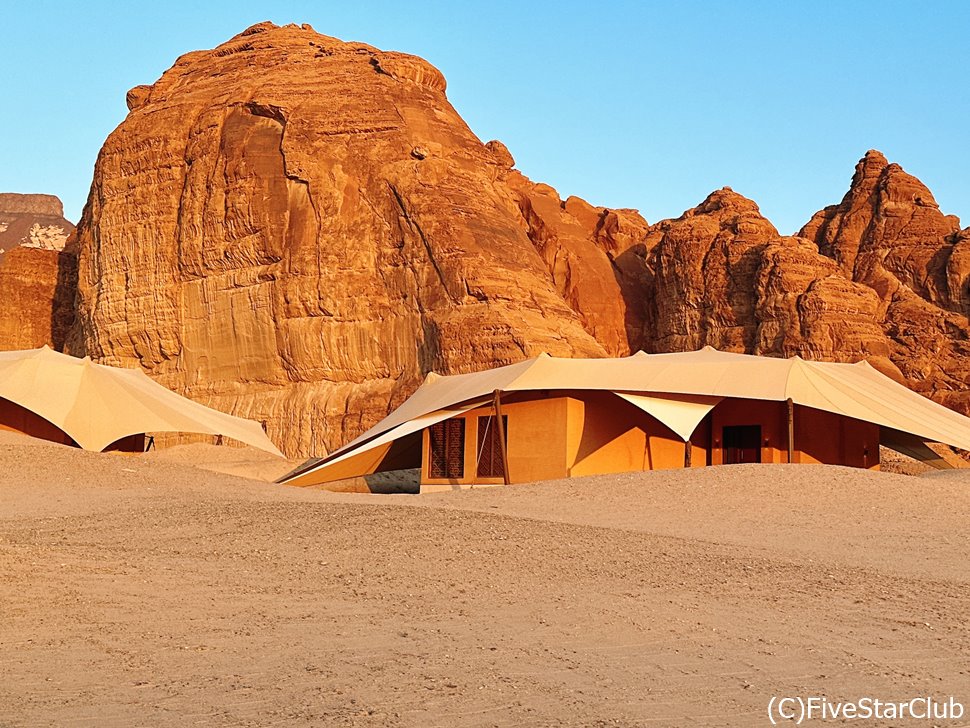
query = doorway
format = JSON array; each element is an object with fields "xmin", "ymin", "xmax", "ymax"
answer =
[{"xmin": 723, "ymin": 425, "xmax": 761, "ymax": 464}]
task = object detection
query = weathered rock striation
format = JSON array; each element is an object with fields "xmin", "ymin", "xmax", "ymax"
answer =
[
  {"xmin": 70, "ymin": 22, "xmax": 631, "ymax": 456},
  {"xmin": 0, "ymin": 194, "xmax": 76, "ymax": 350},
  {"xmin": 641, "ymin": 152, "xmax": 970, "ymax": 407},
  {"xmin": 643, "ymin": 188, "xmax": 895, "ymax": 373},
  {"xmin": 56, "ymin": 23, "xmax": 970, "ymax": 455},
  {"xmin": 799, "ymin": 150, "xmax": 970, "ymax": 410}
]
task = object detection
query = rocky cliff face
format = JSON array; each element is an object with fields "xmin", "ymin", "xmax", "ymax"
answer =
[
  {"xmin": 70, "ymin": 22, "xmax": 624, "ymax": 455},
  {"xmin": 59, "ymin": 23, "xmax": 970, "ymax": 456},
  {"xmin": 641, "ymin": 151, "xmax": 970, "ymax": 404},
  {"xmin": 643, "ymin": 188, "xmax": 895, "ymax": 373},
  {"xmin": 798, "ymin": 151, "xmax": 970, "ymax": 409},
  {"xmin": 0, "ymin": 194, "xmax": 76, "ymax": 350}
]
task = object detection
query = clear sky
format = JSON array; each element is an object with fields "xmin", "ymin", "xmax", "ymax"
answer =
[{"xmin": 2, "ymin": 0, "xmax": 967, "ymax": 234}]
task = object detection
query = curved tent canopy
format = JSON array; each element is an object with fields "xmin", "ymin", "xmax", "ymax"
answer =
[
  {"xmin": 0, "ymin": 346, "xmax": 283, "ymax": 456},
  {"xmin": 281, "ymin": 347, "xmax": 970, "ymax": 485}
]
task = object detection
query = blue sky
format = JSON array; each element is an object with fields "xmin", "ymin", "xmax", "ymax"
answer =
[{"xmin": 2, "ymin": 0, "xmax": 967, "ymax": 233}]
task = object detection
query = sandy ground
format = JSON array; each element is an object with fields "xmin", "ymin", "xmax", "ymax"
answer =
[
  {"xmin": 142, "ymin": 442, "xmax": 301, "ymax": 482},
  {"xmin": 2, "ymin": 432, "xmax": 969, "ymax": 726}
]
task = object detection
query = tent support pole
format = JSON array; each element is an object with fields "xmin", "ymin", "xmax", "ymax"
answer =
[
  {"xmin": 684, "ymin": 439, "xmax": 692, "ymax": 468},
  {"xmin": 493, "ymin": 389, "xmax": 511, "ymax": 485},
  {"xmin": 787, "ymin": 398, "xmax": 794, "ymax": 464}
]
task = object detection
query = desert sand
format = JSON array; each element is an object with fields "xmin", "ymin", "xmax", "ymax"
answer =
[{"xmin": 2, "ymin": 431, "xmax": 968, "ymax": 726}]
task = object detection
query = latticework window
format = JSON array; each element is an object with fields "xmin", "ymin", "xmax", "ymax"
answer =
[
  {"xmin": 429, "ymin": 418, "xmax": 465, "ymax": 478},
  {"xmin": 476, "ymin": 415, "xmax": 507, "ymax": 478}
]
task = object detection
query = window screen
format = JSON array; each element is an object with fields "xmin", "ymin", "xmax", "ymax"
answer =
[
  {"xmin": 429, "ymin": 418, "xmax": 465, "ymax": 478},
  {"xmin": 476, "ymin": 415, "xmax": 507, "ymax": 478}
]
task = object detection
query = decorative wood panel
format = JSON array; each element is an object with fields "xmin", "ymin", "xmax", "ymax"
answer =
[{"xmin": 429, "ymin": 418, "xmax": 465, "ymax": 478}]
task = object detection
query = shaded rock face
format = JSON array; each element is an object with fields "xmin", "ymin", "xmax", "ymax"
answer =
[
  {"xmin": 0, "ymin": 246, "xmax": 77, "ymax": 350},
  {"xmin": 70, "ymin": 22, "xmax": 632, "ymax": 456},
  {"xmin": 505, "ymin": 172, "xmax": 651, "ymax": 355},
  {"xmin": 62, "ymin": 22, "xmax": 970, "ymax": 455},
  {"xmin": 0, "ymin": 194, "xmax": 76, "ymax": 350}
]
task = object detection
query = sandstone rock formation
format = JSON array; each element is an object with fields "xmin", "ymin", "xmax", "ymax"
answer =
[
  {"xmin": 59, "ymin": 22, "xmax": 970, "ymax": 456},
  {"xmin": 643, "ymin": 188, "xmax": 894, "ymax": 370},
  {"xmin": 0, "ymin": 194, "xmax": 76, "ymax": 350},
  {"xmin": 0, "ymin": 193, "xmax": 73, "ymax": 261},
  {"xmin": 799, "ymin": 151, "xmax": 970, "ymax": 410},
  {"xmin": 70, "ymin": 22, "xmax": 627, "ymax": 456},
  {"xmin": 504, "ymin": 172, "xmax": 651, "ymax": 355},
  {"xmin": 640, "ymin": 152, "xmax": 970, "ymax": 409}
]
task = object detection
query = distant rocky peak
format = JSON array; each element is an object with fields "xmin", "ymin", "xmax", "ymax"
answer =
[{"xmin": 0, "ymin": 193, "xmax": 65, "ymax": 218}]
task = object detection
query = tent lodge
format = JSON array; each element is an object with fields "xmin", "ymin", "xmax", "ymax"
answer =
[
  {"xmin": 0, "ymin": 346, "xmax": 282, "ymax": 456},
  {"xmin": 280, "ymin": 348, "xmax": 970, "ymax": 491}
]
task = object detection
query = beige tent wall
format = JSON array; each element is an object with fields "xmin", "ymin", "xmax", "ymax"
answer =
[
  {"xmin": 0, "ymin": 397, "xmax": 75, "ymax": 446},
  {"xmin": 421, "ymin": 391, "xmax": 714, "ymax": 488},
  {"xmin": 708, "ymin": 399, "xmax": 881, "ymax": 469},
  {"xmin": 503, "ymin": 397, "xmax": 571, "ymax": 483},
  {"xmin": 692, "ymin": 416, "xmax": 712, "ymax": 467}
]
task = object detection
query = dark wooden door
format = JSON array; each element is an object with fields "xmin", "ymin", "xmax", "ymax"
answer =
[{"xmin": 723, "ymin": 425, "xmax": 761, "ymax": 464}]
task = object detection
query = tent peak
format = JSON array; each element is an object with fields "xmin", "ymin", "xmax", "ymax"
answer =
[{"xmin": 424, "ymin": 371, "xmax": 442, "ymax": 384}]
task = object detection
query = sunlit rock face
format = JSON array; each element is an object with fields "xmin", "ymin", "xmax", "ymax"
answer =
[
  {"xmin": 64, "ymin": 21, "xmax": 970, "ymax": 456},
  {"xmin": 0, "ymin": 194, "xmax": 75, "ymax": 350},
  {"xmin": 799, "ymin": 151, "xmax": 970, "ymax": 412},
  {"xmin": 70, "ymin": 22, "xmax": 636, "ymax": 456}
]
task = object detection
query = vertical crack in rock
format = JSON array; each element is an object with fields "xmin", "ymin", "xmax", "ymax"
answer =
[{"xmin": 387, "ymin": 182, "xmax": 456, "ymax": 304}]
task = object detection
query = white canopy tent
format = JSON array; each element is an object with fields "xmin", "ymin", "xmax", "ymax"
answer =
[
  {"xmin": 281, "ymin": 348, "xmax": 970, "ymax": 485},
  {"xmin": 0, "ymin": 346, "xmax": 283, "ymax": 456}
]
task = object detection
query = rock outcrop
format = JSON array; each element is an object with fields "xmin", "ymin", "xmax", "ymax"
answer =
[
  {"xmin": 0, "ymin": 193, "xmax": 73, "ymax": 261},
  {"xmin": 799, "ymin": 150, "xmax": 970, "ymax": 410},
  {"xmin": 56, "ymin": 22, "xmax": 970, "ymax": 455},
  {"xmin": 70, "ymin": 22, "xmax": 621, "ymax": 456},
  {"xmin": 0, "ymin": 194, "xmax": 76, "ymax": 350},
  {"xmin": 640, "ymin": 151, "xmax": 970, "ymax": 409},
  {"xmin": 643, "ymin": 188, "xmax": 894, "ymax": 371},
  {"xmin": 505, "ymin": 172, "xmax": 651, "ymax": 355}
]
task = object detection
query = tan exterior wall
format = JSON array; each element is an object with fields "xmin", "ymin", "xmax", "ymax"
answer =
[
  {"xmin": 420, "ymin": 396, "xmax": 570, "ymax": 488},
  {"xmin": 420, "ymin": 392, "xmax": 697, "ymax": 487},
  {"xmin": 709, "ymin": 399, "xmax": 880, "ymax": 470},
  {"xmin": 566, "ymin": 391, "xmax": 690, "ymax": 476},
  {"xmin": 419, "ymin": 394, "xmax": 882, "ymax": 487}
]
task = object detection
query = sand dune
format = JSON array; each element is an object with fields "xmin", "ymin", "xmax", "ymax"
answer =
[{"xmin": 1, "ymin": 434, "xmax": 968, "ymax": 726}]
